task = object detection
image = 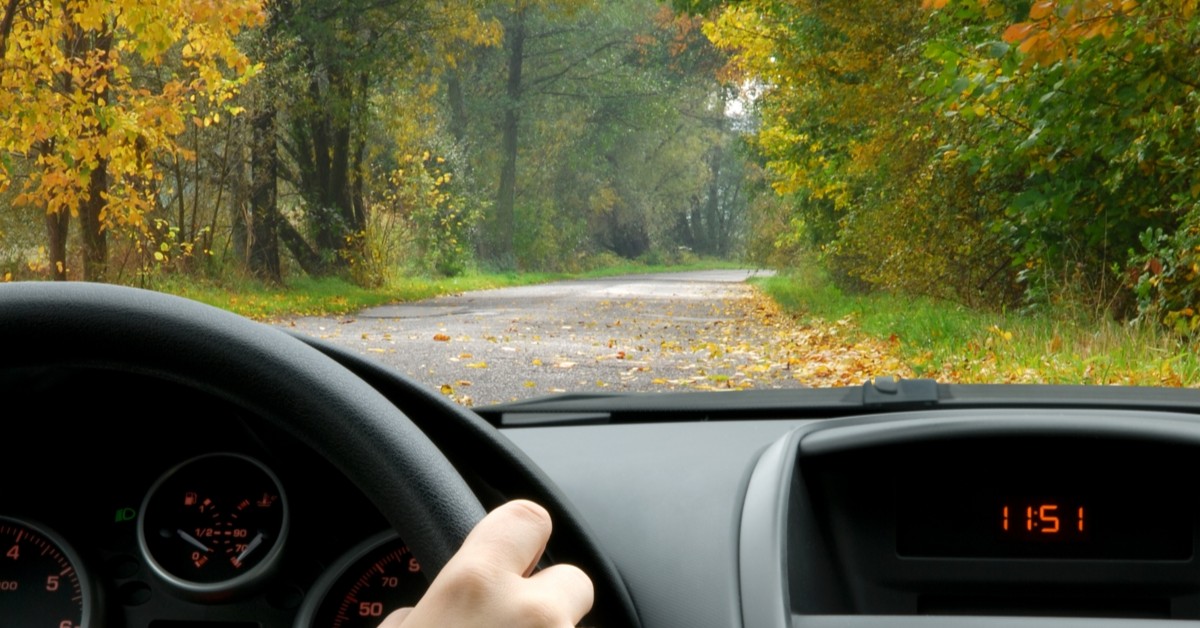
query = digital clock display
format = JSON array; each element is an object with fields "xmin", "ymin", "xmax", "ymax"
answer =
[
  {"xmin": 896, "ymin": 482, "xmax": 1193, "ymax": 560},
  {"xmin": 1003, "ymin": 503, "xmax": 1086, "ymax": 536}
]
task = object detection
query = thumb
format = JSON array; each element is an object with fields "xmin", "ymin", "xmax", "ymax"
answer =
[{"xmin": 377, "ymin": 607, "xmax": 414, "ymax": 627}]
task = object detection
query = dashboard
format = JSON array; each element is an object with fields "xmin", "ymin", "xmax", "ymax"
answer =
[
  {"xmin": 2, "ymin": 367, "xmax": 415, "ymax": 628},
  {"xmin": 488, "ymin": 388, "xmax": 1200, "ymax": 628},
  {"xmin": 7, "ymin": 283, "xmax": 1200, "ymax": 628}
]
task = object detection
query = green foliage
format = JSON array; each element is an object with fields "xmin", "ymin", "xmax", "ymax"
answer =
[
  {"xmin": 759, "ymin": 263, "xmax": 1200, "ymax": 387},
  {"xmin": 708, "ymin": 0, "xmax": 1015, "ymax": 304},
  {"xmin": 513, "ymin": 199, "xmax": 588, "ymax": 272},
  {"xmin": 917, "ymin": 0, "xmax": 1200, "ymax": 319},
  {"xmin": 126, "ymin": 219, "xmax": 214, "ymax": 286},
  {"xmin": 351, "ymin": 152, "xmax": 483, "ymax": 284},
  {"xmin": 457, "ymin": 0, "xmax": 746, "ymax": 268},
  {"xmin": 1129, "ymin": 218, "xmax": 1200, "ymax": 336},
  {"xmin": 711, "ymin": 0, "xmax": 1200, "ymax": 329},
  {"xmin": 404, "ymin": 156, "xmax": 481, "ymax": 278}
]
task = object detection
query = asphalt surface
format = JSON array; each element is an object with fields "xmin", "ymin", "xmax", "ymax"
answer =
[{"xmin": 277, "ymin": 269, "xmax": 791, "ymax": 407}]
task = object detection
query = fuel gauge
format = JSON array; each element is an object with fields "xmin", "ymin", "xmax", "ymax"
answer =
[{"xmin": 139, "ymin": 453, "xmax": 288, "ymax": 598}]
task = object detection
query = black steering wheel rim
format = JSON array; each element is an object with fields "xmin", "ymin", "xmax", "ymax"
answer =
[{"xmin": 0, "ymin": 281, "xmax": 486, "ymax": 579}]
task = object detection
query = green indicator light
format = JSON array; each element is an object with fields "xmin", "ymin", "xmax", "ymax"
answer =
[{"xmin": 115, "ymin": 507, "xmax": 137, "ymax": 523}]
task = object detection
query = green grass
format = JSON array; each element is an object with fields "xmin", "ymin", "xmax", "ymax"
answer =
[
  {"xmin": 755, "ymin": 266, "xmax": 1200, "ymax": 386},
  {"xmin": 154, "ymin": 258, "xmax": 746, "ymax": 320}
]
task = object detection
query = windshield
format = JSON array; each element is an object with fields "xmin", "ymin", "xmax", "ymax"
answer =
[{"xmin": 1, "ymin": 0, "xmax": 1197, "ymax": 403}]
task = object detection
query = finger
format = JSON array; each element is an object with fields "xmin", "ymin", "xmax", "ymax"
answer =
[
  {"xmin": 377, "ymin": 607, "xmax": 413, "ymax": 627},
  {"xmin": 457, "ymin": 500, "xmax": 553, "ymax": 575},
  {"xmin": 527, "ymin": 563, "xmax": 595, "ymax": 624}
]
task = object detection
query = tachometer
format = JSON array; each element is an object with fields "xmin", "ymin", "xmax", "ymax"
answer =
[
  {"xmin": 139, "ymin": 453, "xmax": 288, "ymax": 598},
  {"xmin": 0, "ymin": 516, "xmax": 94, "ymax": 627},
  {"xmin": 295, "ymin": 532, "xmax": 427, "ymax": 628}
]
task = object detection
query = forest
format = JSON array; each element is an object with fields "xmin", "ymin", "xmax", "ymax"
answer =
[
  {"xmin": 698, "ymin": 0, "xmax": 1200, "ymax": 334},
  {"xmin": 0, "ymin": 0, "xmax": 749, "ymax": 288},
  {"xmin": 4, "ymin": 0, "xmax": 1200, "ymax": 337}
]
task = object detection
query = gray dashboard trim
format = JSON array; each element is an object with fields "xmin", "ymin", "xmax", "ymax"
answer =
[
  {"xmin": 505, "ymin": 420, "xmax": 806, "ymax": 628},
  {"xmin": 798, "ymin": 409, "xmax": 1200, "ymax": 456},
  {"xmin": 739, "ymin": 429, "xmax": 797, "ymax": 628}
]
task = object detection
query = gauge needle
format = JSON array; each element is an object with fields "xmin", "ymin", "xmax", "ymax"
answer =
[
  {"xmin": 177, "ymin": 529, "xmax": 212, "ymax": 553},
  {"xmin": 236, "ymin": 532, "xmax": 265, "ymax": 563}
]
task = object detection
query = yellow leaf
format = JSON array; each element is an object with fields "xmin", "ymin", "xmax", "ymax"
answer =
[
  {"xmin": 1003, "ymin": 22, "xmax": 1036, "ymax": 43},
  {"xmin": 531, "ymin": 358, "xmax": 543, "ymax": 366},
  {"xmin": 1029, "ymin": 0, "xmax": 1055, "ymax": 20},
  {"xmin": 439, "ymin": 384, "xmax": 454, "ymax": 395},
  {"xmin": 466, "ymin": 361, "xmax": 488, "ymax": 369},
  {"xmin": 433, "ymin": 333, "xmax": 451, "ymax": 342},
  {"xmin": 523, "ymin": 381, "xmax": 537, "ymax": 388}
]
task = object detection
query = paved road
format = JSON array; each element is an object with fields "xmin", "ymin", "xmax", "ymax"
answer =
[{"xmin": 277, "ymin": 269, "xmax": 800, "ymax": 407}]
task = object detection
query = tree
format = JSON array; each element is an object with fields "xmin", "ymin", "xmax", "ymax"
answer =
[
  {"xmin": 0, "ymin": 0, "xmax": 262, "ymax": 281},
  {"xmin": 457, "ymin": 0, "xmax": 746, "ymax": 269},
  {"xmin": 260, "ymin": 0, "xmax": 499, "ymax": 277}
]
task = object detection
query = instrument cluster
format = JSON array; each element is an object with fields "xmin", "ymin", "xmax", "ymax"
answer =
[{"xmin": 0, "ymin": 371, "xmax": 429, "ymax": 628}]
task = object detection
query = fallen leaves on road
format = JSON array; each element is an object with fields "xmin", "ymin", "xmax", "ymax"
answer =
[
  {"xmin": 433, "ymin": 333, "xmax": 451, "ymax": 342},
  {"xmin": 421, "ymin": 284, "xmax": 912, "ymax": 405},
  {"xmin": 625, "ymin": 290, "xmax": 910, "ymax": 392}
]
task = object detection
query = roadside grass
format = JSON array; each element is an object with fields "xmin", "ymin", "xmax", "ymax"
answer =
[
  {"xmin": 156, "ymin": 258, "xmax": 746, "ymax": 320},
  {"xmin": 756, "ymin": 267, "xmax": 1200, "ymax": 387}
]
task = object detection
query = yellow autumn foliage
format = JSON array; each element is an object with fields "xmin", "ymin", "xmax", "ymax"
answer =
[{"xmin": 0, "ymin": 0, "xmax": 262, "ymax": 259}]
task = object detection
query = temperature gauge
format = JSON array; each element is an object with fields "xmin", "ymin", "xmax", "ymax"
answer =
[{"xmin": 139, "ymin": 453, "xmax": 288, "ymax": 598}]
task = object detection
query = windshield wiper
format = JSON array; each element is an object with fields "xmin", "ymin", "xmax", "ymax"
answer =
[
  {"xmin": 477, "ymin": 377, "xmax": 1200, "ymax": 428},
  {"xmin": 481, "ymin": 376, "xmax": 938, "ymax": 427}
]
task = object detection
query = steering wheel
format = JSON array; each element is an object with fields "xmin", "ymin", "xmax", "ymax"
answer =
[{"xmin": 0, "ymin": 281, "xmax": 487, "ymax": 580}]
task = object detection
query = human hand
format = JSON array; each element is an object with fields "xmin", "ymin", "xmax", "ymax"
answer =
[{"xmin": 378, "ymin": 500, "xmax": 594, "ymax": 628}]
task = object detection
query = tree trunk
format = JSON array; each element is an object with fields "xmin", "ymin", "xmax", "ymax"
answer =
[
  {"xmin": 249, "ymin": 105, "xmax": 282, "ymax": 283},
  {"xmin": 79, "ymin": 25, "xmax": 114, "ymax": 282},
  {"xmin": 447, "ymin": 70, "xmax": 469, "ymax": 145},
  {"xmin": 0, "ymin": 0, "xmax": 20, "ymax": 59},
  {"xmin": 703, "ymin": 149, "xmax": 722, "ymax": 257},
  {"xmin": 306, "ymin": 67, "xmax": 340, "ymax": 255},
  {"xmin": 304, "ymin": 68, "xmax": 361, "ymax": 259},
  {"xmin": 46, "ymin": 210, "xmax": 69, "ymax": 281},
  {"xmin": 493, "ymin": 8, "xmax": 525, "ymax": 268},
  {"xmin": 689, "ymin": 198, "xmax": 707, "ymax": 253},
  {"xmin": 232, "ymin": 202, "xmax": 249, "ymax": 265},
  {"xmin": 80, "ymin": 158, "xmax": 109, "ymax": 282},
  {"xmin": 348, "ymin": 71, "xmax": 369, "ymax": 232},
  {"xmin": 278, "ymin": 216, "xmax": 328, "ymax": 276},
  {"xmin": 351, "ymin": 133, "xmax": 367, "ymax": 230}
]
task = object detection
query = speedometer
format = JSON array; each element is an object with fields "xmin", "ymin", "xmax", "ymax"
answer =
[
  {"xmin": 295, "ymin": 532, "xmax": 427, "ymax": 628},
  {"xmin": 0, "ymin": 516, "xmax": 94, "ymax": 627}
]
